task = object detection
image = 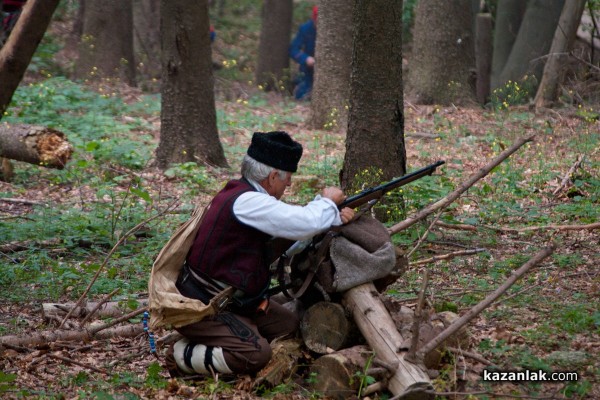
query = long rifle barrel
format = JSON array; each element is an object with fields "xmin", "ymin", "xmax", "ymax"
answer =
[{"xmin": 340, "ymin": 160, "xmax": 445, "ymax": 210}]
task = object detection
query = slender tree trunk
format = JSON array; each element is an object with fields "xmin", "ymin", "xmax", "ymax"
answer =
[
  {"xmin": 157, "ymin": 0, "xmax": 228, "ymax": 169},
  {"xmin": 309, "ymin": 0, "xmax": 353, "ymax": 131},
  {"xmin": 0, "ymin": 0, "xmax": 60, "ymax": 116},
  {"xmin": 255, "ymin": 0, "xmax": 293, "ymax": 92},
  {"xmin": 133, "ymin": 0, "xmax": 161, "ymax": 85},
  {"xmin": 475, "ymin": 13, "xmax": 493, "ymax": 104},
  {"xmin": 74, "ymin": 0, "xmax": 136, "ymax": 86},
  {"xmin": 490, "ymin": 0, "xmax": 526, "ymax": 89},
  {"xmin": 534, "ymin": 0, "xmax": 587, "ymax": 109},
  {"xmin": 496, "ymin": 0, "xmax": 565, "ymax": 92},
  {"xmin": 341, "ymin": 0, "xmax": 405, "ymax": 196}
]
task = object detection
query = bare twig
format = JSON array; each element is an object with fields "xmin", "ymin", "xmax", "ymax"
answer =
[
  {"xmin": 488, "ymin": 221, "xmax": 600, "ymax": 232},
  {"xmin": 47, "ymin": 353, "xmax": 107, "ymax": 374},
  {"xmin": 418, "ymin": 244, "xmax": 555, "ymax": 357},
  {"xmin": 0, "ymin": 197, "xmax": 44, "ymax": 205},
  {"xmin": 553, "ymin": 155, "xmax": 585, "ymax": 195},
  {"xmin": 405, "ymin": 269, "xmax": 428, "ymax": 363},
  {"xmin": 434, "ymin": 221, "xmax": 477, "ymax": 231},
  {"xmin": 389, "ymin": 135, "xmax": 535, "ymax": 235},
  {"xmin": 59, "ymin": 201, "xmax": 178, "ymax": 328},
  {"xmin": 79, "ymin": 288, "xmax": 121, "ymax": 327},
  {"xmin": 446, "ymin": 346, "xmax": 496, "ymax": 366},
  {"xmin": 406, "ymin": 211, "xmax": 444, "ymax": 259},
  {"xmin": 88, "ymin": 306, "xmax": 147, "ymax": 335},
  {"xmin": 411, "ymin": 248, "xmax": 487, "ymax": 266}
]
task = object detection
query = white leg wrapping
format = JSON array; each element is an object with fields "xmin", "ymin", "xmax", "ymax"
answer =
[{"xmin": 173, "ymin": 338, "xmax": 232, "ymax": 375}]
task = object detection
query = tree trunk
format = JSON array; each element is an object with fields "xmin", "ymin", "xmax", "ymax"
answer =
[
  {"xmin": 496, "ymin": 0, "xmax": 565, "ymax": 92},
  {"xmin": 0, "ymin": 0, "xmax": 60, "ymax": 115},
  {"xmin": 490, "ymin": 0, "xmax": 526, "ymax": 89},
  {"xmin": 74, "ymin": 0, "xmax": 136, "ymax": 86},
  {"xmin": 255, "ymin": 0, "xmax": 293, "ymax": 92},
  {"xmin": 308, "ymin": 0, "xmax": 353, "ymax": 131},
  {"xmin": 156, "ymin": 0, "xmax": 228, "ymax": 169},
  {"xmin": 475, "ymin": 13, "xmax": 493, "ymax": 104},
  {"xmin": 534, "ymin": 0, "xmax": 587, "ymax": 109},
  {"xmin": 300, "ymin": 301, "xmax": 354, "ymax": 354},
  {"xmin": 341, "ymin": 0, "xmax": 405, "ymax": 197},
  {"xmin": 406, "ymin": 0, "xmax": 475, "ymax": 105},
  {"xmin": 133, "ymin": 0, "xmax": 161, "ymax": 86},
  {"xmin": 0, "ymin": 124, "xmax": 73, "ymax": 168},
  {"xmin": 343, "ymin": 282, "xmax": 433, "ymax": 399}
]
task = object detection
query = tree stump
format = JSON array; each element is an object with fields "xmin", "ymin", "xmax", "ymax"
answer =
[
  {"xmin": 0, "ymin": 124, "xmax": 73, "ymax": 168},
  {"xmin": 310, "ymin": 345, "xmax": 373, "ymax": 399},
  {"xmin": 300, "ymin": 301, "xmax": 353, "ymax": 354}
]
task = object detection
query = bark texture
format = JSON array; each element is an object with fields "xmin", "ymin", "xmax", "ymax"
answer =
[
  {"xmin": 0, "ymin": 124, "xmax": 73, "ymax": 168},
  {"xmin": 475, "ymin": 13, "xmax": 493, "ymax": 104},
  {"xmin": 490, "ymin": 0, "xmax": 526, "ymax": 89},
  {"xmin": 133, "ymin": 0, "xmax": 161, "ymax": 83},
  {"xmin": 74, "ymin": 0, "xmax": 136, "ymax": 85},
  {"xmin": 406, "ymin": 0, "xmax": 475, "ymax": 105},
  {"xmin": 495, "ymin": 0, "xmax": 565, "ymax": 91},
  {"xmin": 309, "ymin": 0, "xmax": 353, "ymax": 131},
  {"xmin": 534, "ymin": 0, "xmax": 587, "ymax": 108},
  {"xmin": 156, "ymin": 0, "xmax": 228, "ymax": 169},
  {"xmin": 341, "ymin": 0, "xmax": 405, "ymax": 194},
  {"xmin": 255, "ymin": 0, "xmax": 293, "ymax": 91},
  {"xmin": 0, "ymin": 0, "xmax": 60, "ymax": 115}
]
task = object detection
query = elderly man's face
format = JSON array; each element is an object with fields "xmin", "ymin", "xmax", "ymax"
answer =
[{"xmin": 266, "ymin": 170, "xmax": 292, "ymax": 199}]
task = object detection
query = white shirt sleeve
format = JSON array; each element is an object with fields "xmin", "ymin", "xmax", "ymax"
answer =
[{"xmin": 233, "ymin": 191, "xmax": 342, "ymax": 241}]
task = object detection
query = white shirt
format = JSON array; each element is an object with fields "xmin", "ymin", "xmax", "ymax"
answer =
[{"xmin": 232, "ymin": 178, "xmax": 342, "ymax": 241}]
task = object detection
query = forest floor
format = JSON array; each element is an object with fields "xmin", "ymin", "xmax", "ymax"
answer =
[{"xmin": 0, "ymin": 80, "xmax": 598, "ymax": 400}]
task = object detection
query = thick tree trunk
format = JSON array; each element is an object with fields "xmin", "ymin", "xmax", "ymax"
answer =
[
  {"xmin": 341, "ymin": 0, "xmax": 405, "ymax": 199},
  {"xmin": 343, "ymin": 283, "xmax": 433, "ymax": 399},
  {"xmin": 496, "ymin": 0, "xmax": 565, "ymax": 92},
  {"xmin": 407, "ymin": 0, "xmax": 475, "ymax": 105},
  {"xmin": 157, "ymin": 0, "xmax": 228, "ymax": 169},
  {"xmin": 0, "ymin": 124, "xmax": 73, "ymax": 168},
  {"xmin": 0, "ymin": 0, "xmax": 60, "ymax": 115},
  {"xmin": 309, "ymin": 0, "xmax": 353, "ymax": 131},
  {"xmin": 534, "ymin": 0, "xmax": 587, "ymax": 109},
  {"xmin": 255, "ymin": 0, "xmax": 293, "ymax": 91},
  {"xmin": 74, "ymin": 0, "xmax": 136, "ymax": 86}
]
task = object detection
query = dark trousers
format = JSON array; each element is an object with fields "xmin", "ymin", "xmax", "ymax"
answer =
[{"xmin": 175, "ymin": 270, "xmax": 299, "ymax": 374}]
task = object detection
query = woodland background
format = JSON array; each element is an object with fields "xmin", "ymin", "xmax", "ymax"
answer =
[{"xmin": 0, "ymin": 0, "xmax": 598, "ymax": 399}]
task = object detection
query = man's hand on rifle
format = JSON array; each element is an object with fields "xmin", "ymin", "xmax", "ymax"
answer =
[{"xmin": 322, "ymin": 187, "xmax": 355, "ymax": 224}]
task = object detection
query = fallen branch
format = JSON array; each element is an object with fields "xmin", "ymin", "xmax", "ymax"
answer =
[
  {"xmin": 434, "ymin": 221, "xmax": 477, "ymax": 231},
  {"xmin": 411, "ymin": 249, "xmax": 487, "ymax": 266},
  {"xmin": 553, "ymin": 155, "xmax": 585, "ymax": 195},
  {"xmin": 47, "ymin": 353, "xmax": 107, "ymax": 374},
  {"xmin": 445, "ymin": 346, "xmax": 496, "ymax": 366},
  {"xmin": 0, "ymin": 197, "xmax": 44, "ymax": 205},
  {"xmin": 388, "ymin": 135, "xmax": 535, "ymax": 235},
  {"xmin": 79, "ymin": 288, "xmax": 121, "ymax": 326},
  {"xmin": 417, "ymin": 244, "xmax": 555, "ymax": 358},
  {"xmin": 489, "ymin": 222, "xmax": 600, "ymax": 232},
  {"xmin": 0, "ymin": 238, "xmax": 61, "ymax": 253},
  {"xmin": 0, "ymin": 324, "xmax": 143, "ymax": 348}
]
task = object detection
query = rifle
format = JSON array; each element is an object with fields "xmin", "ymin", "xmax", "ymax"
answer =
[{"xmin": 266, "ymin": 160, "xmax": 445, "ymax": 264}]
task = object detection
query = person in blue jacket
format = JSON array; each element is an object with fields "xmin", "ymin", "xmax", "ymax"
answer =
[{"xmin": 289, "ymin": 6, "xmax": 317, "ymax": 100}]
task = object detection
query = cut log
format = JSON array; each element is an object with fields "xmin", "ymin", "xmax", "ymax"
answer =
[
  {"xmin": 310, "ymin": 345, "xmax": 373, "ymax": 399},
  {"xmin": 0, "ymin": 123, "xmax": 73, "ymax": 168},
  {"xmin": 254, "ymin": 338, "xmax": 303, "ymax": 388},
  {"xmin": 42, "ymin": 299, "xmax": 149, "ymax": 321},
  {"xmin": 300, "ymin": 301, "xmax": 353, "ymax": 354},
  {"xmin": 343, "ymin": 282, "xmax": 433, "ymax": 399}
]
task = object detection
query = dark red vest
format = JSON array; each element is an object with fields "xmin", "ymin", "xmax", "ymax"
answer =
[{"xmin": 186, "ymin": 179, "xmax": 271, "ymax": 296}]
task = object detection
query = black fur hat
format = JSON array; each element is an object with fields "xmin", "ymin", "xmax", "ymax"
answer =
[{"xmin": 247, "ymin": 131, "xmax": 303, "ymax": 172}]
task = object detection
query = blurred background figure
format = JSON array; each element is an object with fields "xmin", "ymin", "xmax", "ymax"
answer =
[{"xmin": 289, "ymin": 5, "xmax": 316, "ymax": 101}]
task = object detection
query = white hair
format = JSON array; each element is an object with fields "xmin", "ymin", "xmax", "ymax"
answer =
[{"xmin": 241, "ymin": 155, "xmax": 287, "ymax": 182}]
